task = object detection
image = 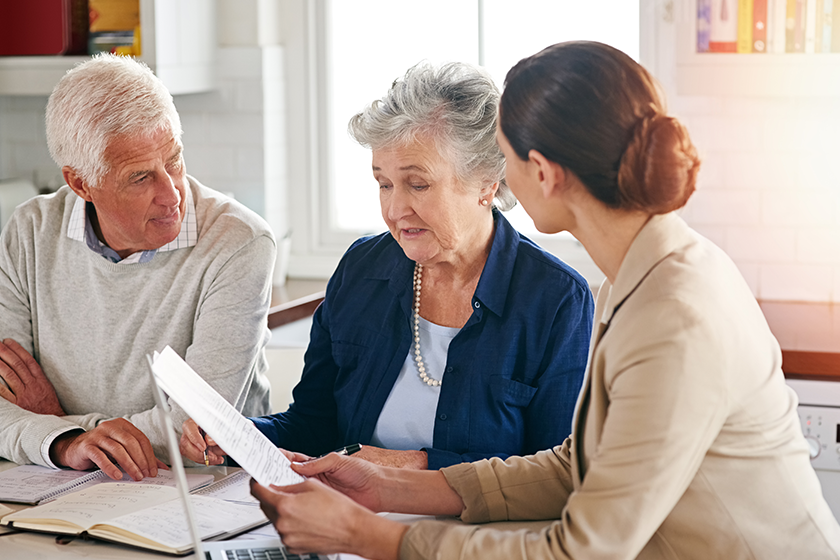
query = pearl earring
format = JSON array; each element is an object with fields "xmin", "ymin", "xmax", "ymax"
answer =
[{"xmin": 480, "ymin": 199, "xmax": 490, "ymax": 207}]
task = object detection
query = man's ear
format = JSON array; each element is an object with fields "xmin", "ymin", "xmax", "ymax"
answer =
[
  {"xmin": 528, "ymin": 149, "xmax": 567, "ymax": 200},
  {"xmin": 63, "ymin": 167, "xmax": 94, "ymax": 202}
]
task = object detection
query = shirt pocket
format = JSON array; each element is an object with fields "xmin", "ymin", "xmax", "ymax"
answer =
[{"xmin": 489, "ymin": 375, "xmax": 537, "ymax": 408}]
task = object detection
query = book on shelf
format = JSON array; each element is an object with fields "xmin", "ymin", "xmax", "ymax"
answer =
[
  {"xmin": 0, "ymin": 465, "xmax": 213, "ymax": 506},
  {"xmin": 710, "ymin": 0, "xmax": 739, "ymax": 51},
  {"xmin": 699, "ymin": 0, "xmax": 712, "ymax": 52},
  {"xmin": 754, "ymin": 0, "xmax": 769, "ymax": 51},
  {"xmin": 0, "ymin": 470, "xmax": 267, "ymax": 555},
  {"xmin": 832, "ymin": 0, "xmax": 840, "ymax": 51},
  {"xmin": 0, "ymin": 0, "xmax": 88, "ymax": 56},
  {"xmin": 738, "ymin": 0, "xmax": 755, "ymax": 51},
  {"xmin": 697, "ymin": 0, "xmax": 840, "ymax": 53},
  {"xmin": 821, "ymin": 0, "xmax": 834, "ymax": 51}
]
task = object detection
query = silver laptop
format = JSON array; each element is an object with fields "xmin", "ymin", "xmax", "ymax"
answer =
[{"xmin": 146, "ymin": 355, "xmax": 331, "ymax": 560}]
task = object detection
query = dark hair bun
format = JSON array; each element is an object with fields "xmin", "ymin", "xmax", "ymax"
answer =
[{"xmin": 617, "ymin": 111, "xmax": 701, "ymax": 214}]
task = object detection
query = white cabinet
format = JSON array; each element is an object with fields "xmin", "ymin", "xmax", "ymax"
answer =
[
  {"xmin": 0, "ymin": 0, "xmax": 216, "ymax": 95},
  {"xmin": 675, "ymin": 0, "xmax": 840, "ymax": 97}
]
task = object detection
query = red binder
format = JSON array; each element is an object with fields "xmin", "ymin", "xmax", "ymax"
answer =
[{"xmin": 0, "ymin": 0, "xmax": 88, "ymax": 56}]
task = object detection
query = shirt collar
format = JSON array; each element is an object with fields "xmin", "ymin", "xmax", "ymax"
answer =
[
  {"xmin": 66, "ymin": 186, "xmax": 198, "ymax": 263},
  {"xmin": 374, "ymin": 210, "xmax": 519, "ymax": 319}
]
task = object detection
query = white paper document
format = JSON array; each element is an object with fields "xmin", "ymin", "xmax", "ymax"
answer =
[{"xmin": 151, "ymin": 346, "xmax": 305, "ymax": 488}]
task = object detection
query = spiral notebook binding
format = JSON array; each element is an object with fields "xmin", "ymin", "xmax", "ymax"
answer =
[
  {"xmin": 38, "ymin": 470, "xmax": 109, "ymax": 504},
  {"xmin": 195, "ymin": 469, "xmax": 250, "ymax": 495}
]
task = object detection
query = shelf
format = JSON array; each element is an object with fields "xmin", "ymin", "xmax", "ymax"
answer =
[
  {"xmin": 675, "ymin": 0, "xmax": 840, "ymax": 97},
  {"xmin": 0, "ymin": 0, "xmax": 215, "ymax": 96}
]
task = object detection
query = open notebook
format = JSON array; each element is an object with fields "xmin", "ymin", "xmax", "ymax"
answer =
[
  {"xmin": 0, "ymin": 464, "xmax": 213, "ymax": 505},
  {"xmin": 0, "ymin": 356, "xmax": 279, "ymax": 555}
]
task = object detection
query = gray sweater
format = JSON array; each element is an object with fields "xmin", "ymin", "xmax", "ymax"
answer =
[{"xmin": 0, "ymin": 177, "xmax": 274, "ymax": 466}]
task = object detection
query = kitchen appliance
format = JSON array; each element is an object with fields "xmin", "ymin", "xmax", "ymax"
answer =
[{"xmin": 787, "ymin": 378, "xmax": 840, "ymax": 518}]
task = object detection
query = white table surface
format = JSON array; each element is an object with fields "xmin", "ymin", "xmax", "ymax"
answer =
[{"xmin": 0, "ymin": 460, "xmax": 552, "ymax": 560}]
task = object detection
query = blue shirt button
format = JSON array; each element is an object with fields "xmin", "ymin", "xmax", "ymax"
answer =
[
  {"xmin": 474, "ymin": 301, "xmax": 480, "ymax": 308},
  {"xmin": 445, "ymin": 366, "xmax": 453, "ymax": 373},
  {"xmin": 439, "ymin": 413, "xmax": 448, "ymax": 421}
]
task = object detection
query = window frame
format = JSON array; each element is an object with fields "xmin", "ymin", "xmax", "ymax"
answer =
[{"xmin": 281, "ymin": 0, "xmax": 653, "ymax": 284}]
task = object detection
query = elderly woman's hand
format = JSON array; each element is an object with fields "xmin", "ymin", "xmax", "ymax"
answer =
[{"xmin": 351, "ymin": 445, "xmax": 428, "ymax": 469}]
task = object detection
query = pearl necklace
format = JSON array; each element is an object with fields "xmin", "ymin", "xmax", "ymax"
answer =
[{"xmin": 413, "ymin": 263, "xmax": 442, "ymax": 387}]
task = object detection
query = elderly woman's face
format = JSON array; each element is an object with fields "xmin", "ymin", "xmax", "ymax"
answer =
[{"xmin": 373, "ymin": 139, "xmax": 491, "ymax": 266}]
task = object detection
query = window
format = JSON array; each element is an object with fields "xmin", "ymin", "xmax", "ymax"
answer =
[{"xmin": 284, "ymin": 0, "xmax": 639, "ymax": 283}]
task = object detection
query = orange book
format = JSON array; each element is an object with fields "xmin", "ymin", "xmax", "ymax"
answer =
[{"xmin": 753, "ymin": 0, "xmax": 769, "ymax": 51}]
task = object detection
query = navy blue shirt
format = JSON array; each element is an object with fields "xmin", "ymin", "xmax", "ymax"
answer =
[{"xmin": 252, "ymin": 212, "xmax": 594, "ymax": 469}]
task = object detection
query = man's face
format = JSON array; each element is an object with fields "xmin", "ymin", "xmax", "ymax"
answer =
[{"xmin": 84, "ymin": 128, "xmax": 187, "ymax": 258}]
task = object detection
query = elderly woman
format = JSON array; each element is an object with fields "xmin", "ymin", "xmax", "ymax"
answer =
[
  {"xmin": 181, "ymin": 62, "xmax": 594, "ymax": 470},
  {"xmin": 247, "ymin": 42, "xmax": 840, "ymax": 559}
]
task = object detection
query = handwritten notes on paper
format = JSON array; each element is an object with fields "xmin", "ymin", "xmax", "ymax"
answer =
[{"xmin": 151, "ymin": 347, "xmax": 305, "ymax": 488}]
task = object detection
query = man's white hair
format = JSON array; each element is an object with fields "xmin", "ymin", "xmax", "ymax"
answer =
[{"xmin": 46, "ymin": 53, "xmax": 183, "ymax": 187}]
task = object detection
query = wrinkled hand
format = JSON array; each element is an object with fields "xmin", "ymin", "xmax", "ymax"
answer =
[
  {"xmin": 291, "ymin": 453, "xmax": 384, "ymax": 512},
  {"xmin": 352, "ymin": 445, "xmax": 428, "ymax": 469},
  {"xmin": 179, "ymin": 418, "xmax": 303, "ymax": 466},
  {"xmin": 0, "ymin": 338, "xmax": 65, "ymax": 416},
  {"xmin": 179, "ymin": 418, "xmax": 227, "ymax": 465},
  {"xmin": 250, "ymin": 477, "xmax": 407, "ymax": 559},
  {"xmin": 50, "ymin": 418, "xmax": 162, "ymax": 481}
]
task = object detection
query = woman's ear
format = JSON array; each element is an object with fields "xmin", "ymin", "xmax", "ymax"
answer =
[
  {"xmin": 528, "ymin": 150, "xmax": 567, "ymax": 200},
  {"xmin": 480, "ymin": 180, "xmax": 500, "ymax": 201},
  {"xmin": 63, "ymin": 167, "xmax": 94, "ymax": 202}
]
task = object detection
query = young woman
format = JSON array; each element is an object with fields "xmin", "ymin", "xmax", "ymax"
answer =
[{"xmin": 249, "ymin": 42, "xmax": 840, "ymax": 560}]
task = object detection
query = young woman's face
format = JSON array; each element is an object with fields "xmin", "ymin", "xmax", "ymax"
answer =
[{"xmin": 495, "ymin": 126, "xmax": 558, "ymax": 234}]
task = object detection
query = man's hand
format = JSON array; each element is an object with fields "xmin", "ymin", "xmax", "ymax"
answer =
[
  {"xmin": 49, "ymin": 418, "xmax": 161, "ymax": 481},
  {"xmin": 351, "ymin": 445, "xmax": 428, "ymax": 469},
  {"xmin": 0, "ymin": 338, "xmax": 65, "ymax": 416}
]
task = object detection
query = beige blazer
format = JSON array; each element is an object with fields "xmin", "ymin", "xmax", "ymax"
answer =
[{"xmin": 401, "ymin": 213, "xmax": 840, "ymax": 560}]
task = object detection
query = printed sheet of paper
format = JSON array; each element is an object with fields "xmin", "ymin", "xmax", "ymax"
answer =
[{"xmin": 151, "ymin": 347, "xmax": 304, "ymax": 487}]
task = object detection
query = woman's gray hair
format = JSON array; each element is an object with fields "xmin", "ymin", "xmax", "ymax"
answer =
[
  {"xmin": 348, "ymin": 61, "xmax": 516, "ymax": 211},
  {"xmin": 46, "ymin": 53, "xmax": 183, "ymax": 187}
]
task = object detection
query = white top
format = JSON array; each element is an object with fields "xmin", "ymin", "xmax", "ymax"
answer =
[{"xmin": 370, "ymin": 316, "xmax": 459, "ymax": 451}]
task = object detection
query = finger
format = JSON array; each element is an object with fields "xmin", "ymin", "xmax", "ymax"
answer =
[
  {"xmin": 291, "ymin": 454, "xmax": 337, "ymax": 476},
  {"xmin": 3, "ymin": 339, "xmax": 44, "ymax": 379},
  {"xmin": 108, "ymin": 421, "xmax": 158, "ymax": 478},
  {"xmin": 0, "ymin": 340, "xmax": 31, "ymax": 382},
  {"xmin": 156, "ymin": 459, "xmax": 169, "ymax": 470},
  {"xmin": 250, "ymin": 480, "xmax": 274, "ymax": 504},
  {"xmin": 205, "ymin": 434, "xmax": 218, "ymax": 447},
  {"xmin": 0, "ymin": 377, "xmax": 17, "ymax": 404},
  {"xmin": 82, "ymin": 445, "xmax": 124, "ymax": 480},
  {"xmin": 0, "ymin": 358, "xmax": 24, "ymax": 394},
  {"xmin": 182, "ymin": 419, "xmax": 205, "ymax": 449}
]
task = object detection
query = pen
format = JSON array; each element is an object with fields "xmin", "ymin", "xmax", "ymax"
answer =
[
  {"xmin": 319, "ymin": 443, "xmax": 362, "ymax": 458},
  {"xmin": 198, "ymin": 428, "xmax": 210, "ymax": 466}
]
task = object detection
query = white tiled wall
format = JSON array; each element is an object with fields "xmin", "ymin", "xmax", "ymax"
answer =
[
  {"xmin": 0, "ymin": 45, "xmax": 287, "ymax": 241},
  {"xmin": 671, "ymin": 93, "xmax": 840, "ymax": 303}
]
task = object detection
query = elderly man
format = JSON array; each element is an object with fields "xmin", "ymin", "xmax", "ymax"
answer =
[{"xmin": 0, "ymin": 54, "xmax": 274, "ymax": 481}]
